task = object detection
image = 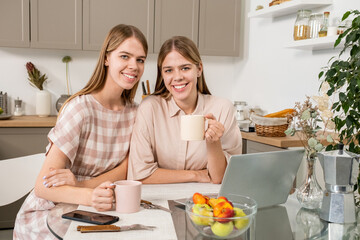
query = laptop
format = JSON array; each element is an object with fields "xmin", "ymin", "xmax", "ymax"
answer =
[{"xmin": 219, "ymin": 149, "xmax": 304, "ymax": 208}]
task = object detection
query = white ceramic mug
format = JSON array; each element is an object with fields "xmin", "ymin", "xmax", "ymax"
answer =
[
  {"xmin": 181, "ymin": 115, "xmax": 205, "ymax": 141},
  {"xmin": 114, "ymin": 180, "xmax": 142, "ymax": 214}
]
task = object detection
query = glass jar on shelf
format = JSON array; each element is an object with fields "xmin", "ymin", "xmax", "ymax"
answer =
[
  {"xmin": 309, "ymin": 13, "xmax": 323, "ymax": 39},
  {"xmin": 327, "ymin": 18, "xmax": 338, "ymax": 36},
  {"xmin": 294, "ymin": 9, "xmax": 312, "ymax": 41},
  {"xmin": 318, "ymin": 11, "xmax": 330, "ymax": 37},
  {"xmin": 337, "ymin": 18, "xmax": 353, "ymax": 35}
]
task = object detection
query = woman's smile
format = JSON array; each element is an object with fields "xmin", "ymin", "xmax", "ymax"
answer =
[{"xmin": 172, "ymin": 83, "xmax": 188, "ymax": 91}]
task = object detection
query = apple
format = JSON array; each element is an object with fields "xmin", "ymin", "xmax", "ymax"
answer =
[
  {"xmin": 218, "ymin": 196, "xmax": 229, "ymax": 202},
  {"xmin": 213, "ymin": 201, "xmax": 234, "ymax": 223},
  {"xmin": 208, "ymin": 198, "xmax": 226, "ymax": 208},
  {"xmin": 193, "ymin": 192, "xmax": 207, "ymax": 204},
  {"xmin": 191, "ymin": 204, "xmax": 213, "ymax": 226},
  {"xmin": 211, "ymin": 221, "xmax": 234, "ymax": 237},
  {"xmin": 233, "ymin": 207, "xmax": 249, "ymax": 230}
]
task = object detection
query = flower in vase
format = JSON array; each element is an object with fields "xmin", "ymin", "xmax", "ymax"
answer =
[
  {"xmin": 285, "ymin": 86, "xmax": 336, "ymax": 158},
  {"xmin": 26, "ymin": 62, "xmax": 48, "ymax": 90},
  {"xmin": 62, "ymin": 56, "xmax": 72, "ymax": 95},
  {"xmin": 285, "ymin": 85, "xmax": 337, "ymax": 209}
]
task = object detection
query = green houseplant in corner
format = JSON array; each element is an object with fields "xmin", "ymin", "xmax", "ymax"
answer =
[{"xmin": 318, "ymin": 10, "xmax": 360, "ymax": 206}]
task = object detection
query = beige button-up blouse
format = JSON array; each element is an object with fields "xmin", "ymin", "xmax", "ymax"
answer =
[{"xmin": 128, "ymin": 93, "xmax": 242, "ymax": 181}]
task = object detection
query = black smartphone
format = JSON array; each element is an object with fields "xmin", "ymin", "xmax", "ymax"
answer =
[{"xmin": 62, "ymin": 210, "xmax": 119, "ymax": 225}]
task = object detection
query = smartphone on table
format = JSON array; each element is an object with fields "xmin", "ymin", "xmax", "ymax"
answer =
[{"xmin": 62, "ymin": 210, "xmax": 119, "ymax": 225}]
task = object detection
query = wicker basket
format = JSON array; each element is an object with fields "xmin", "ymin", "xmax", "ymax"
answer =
[
  {"xmin": 250, "ymin": 113, "xmax": 290, "ymax": 137},
  {"xmin": 255, "ymin": 124, "xmax": 288, "ymax": 137}
]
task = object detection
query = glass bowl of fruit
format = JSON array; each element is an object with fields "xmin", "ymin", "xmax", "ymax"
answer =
[{"xmin": 185, "ymin": 193, "xmax": 257, "ymax": 239}]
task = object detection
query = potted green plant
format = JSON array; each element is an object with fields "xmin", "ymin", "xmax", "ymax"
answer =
[
  {"xmin": 318, "ymin": 10, "xmax": 360, "ymax": 206},
  {"xmin": 56, "ymin": 56, "xmax": 72, "ymax": 112}
]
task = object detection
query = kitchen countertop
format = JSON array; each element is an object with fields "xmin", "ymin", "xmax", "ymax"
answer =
[
  {"xmin": 0, "ymin": 115, "xmax": 57, "ymax": 127},
  {"xmin": 241, "ymin": 131, "xmax": 304, "ymax": 148},
  {"xmin": 0, "ymin": 116, "xmax": 304, "ymax": 148}
]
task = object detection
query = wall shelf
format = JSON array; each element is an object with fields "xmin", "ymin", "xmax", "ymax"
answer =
[
  {"xmin": 285, "ymin": 35, "xmax": 341, "ymax": 50},
  {"xmin": 248, "ymin": 0, "xmax": 333, "ymax": 18}
]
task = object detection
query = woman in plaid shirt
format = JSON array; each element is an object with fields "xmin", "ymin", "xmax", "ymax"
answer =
[{"xmin": 14, "ymin": 24, "xmax": 148, "ymax": 240}]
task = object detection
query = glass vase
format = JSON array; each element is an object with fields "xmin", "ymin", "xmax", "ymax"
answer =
[
  {"xmin": 56, "ymin": 94, "xmax": 71, "ymax": 112},
  {"xmin": 296, "ymin": 155, "xmax": 323, "ymax": 209}
]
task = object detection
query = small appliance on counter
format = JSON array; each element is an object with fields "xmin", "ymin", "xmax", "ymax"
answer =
[
  {"xmin": 317, "ymin": 144, "xmax": 359, "ymax": 224},
  {"xmin": 233, "ymin": 101, "xmax": 260, "ymax": 132},
  {"xmin": 234, "ymin": 101, "xmax": 252, "ymax": 132},
  {"xmin": 0, "ymin": 91, "xmax": 8, "ymax": 115}
]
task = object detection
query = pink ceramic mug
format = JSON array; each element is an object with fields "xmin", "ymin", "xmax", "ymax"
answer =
[{"xmin": 114, "ymin": 180, "xmax": 142, "ymax": 213}]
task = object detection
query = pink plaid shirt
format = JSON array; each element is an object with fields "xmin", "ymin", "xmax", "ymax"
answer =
[{"xmin": 14, "ymin": 94, "xmax": 137, "ymax": 240}]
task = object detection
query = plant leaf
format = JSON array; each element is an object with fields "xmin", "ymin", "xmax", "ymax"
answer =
[
  {"xmin": 342, "ymin": 11, "xmax": 351, "ymax": 21},
  {"xmin": 315, "ymin": 143, "xmax": 323, "ymax": 152},
  {"xmin": 339, "ymin": 92, "xmax": 347, "ymax": 102},
  {"xmin": 308, "ymin": 138, "xmax": 318, "ymax": 148},
  {"xmin": 326, "ymin": 135, "xmax": 334, "ymax": 143}
]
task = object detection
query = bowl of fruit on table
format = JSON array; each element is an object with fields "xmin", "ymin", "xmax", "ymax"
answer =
[{"xmin": 185, "ymin": 193, "xmax": 257, "ymax": 239}]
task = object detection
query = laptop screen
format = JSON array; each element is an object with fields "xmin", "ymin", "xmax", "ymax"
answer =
[{"xmin": 219, "ymin": 149, "xmax": 304, "ymax": 208}]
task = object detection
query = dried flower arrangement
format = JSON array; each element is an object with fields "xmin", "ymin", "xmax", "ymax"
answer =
[
  {"xmin": 285, "ymin": 83, "xmax": 337, "ymax": 209},
  {"xmin": 26, "ymin": 62, "xmax": 48, "ymax": 90},
  {"xmin": 285, "ymin": 82, "xmax": 336, "ymax": 159}
]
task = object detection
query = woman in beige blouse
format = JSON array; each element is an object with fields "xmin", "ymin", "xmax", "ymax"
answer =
[{"xmin": 128, "ymin": 36, "xmax": 242, "ymax": 184}]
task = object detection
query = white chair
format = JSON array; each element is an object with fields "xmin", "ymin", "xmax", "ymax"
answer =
[{"xmin": 0, "ymin": 153, "xmax": 44, "ymax": 228}]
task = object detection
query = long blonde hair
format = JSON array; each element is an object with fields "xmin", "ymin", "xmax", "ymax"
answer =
[
  {"xmin": 59, "ymin": 24, "xmax": 148, "ymax": 114},
  {"xmin": 153, "ymin": 36, "xmax": 211, "ymax": 99}
]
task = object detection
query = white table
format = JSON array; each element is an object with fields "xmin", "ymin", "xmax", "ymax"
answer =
[
  {"xmin": 47, "ymin": 183, "xmax": 360, "ymax": 240},
  {"xmin": 48, "ymin": 183, "xmax": 221, "ymax": 240}
]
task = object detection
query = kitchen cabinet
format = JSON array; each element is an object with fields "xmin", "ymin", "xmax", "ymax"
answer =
[
  {"xmin": 0, "ymin": 116, "xmax": 56, "ymax": 160},
  {"xmin": 0, "ymin": 0, "xmax": 30, "ymax": 47},
  {"xmin": 30, "ymin": 0, "xmax": 82, "ymax": 49},
  {"xmin": 198, "ymin": 0, "xmax": 241, "ymax": 56},
  {"xmin": 0, "ymin": 0, "xmax": 241, "ymax": 56},
  {"xmin": 243, "ymin": 140, "xmax": 286, "ymax": 154},
  {"xmin": 85, "ymin": 0, "xmax": 241, "ymax": 56},
  {"xmin": 241, "ymin": 132, "xmax": 303, "ymax": 154},
  {"xmin": 0, "ymin": 0, "xmax": 82, "ymax": 49},
  {"xmin": 0, "ymin": 128, "xmax": 50, "ymax": 160},
  {"xmin": 83, "ymin": 0, "xmax": 154, "ymax": 51},
  {"xmin": 154, "ymin": 0, "xmax": 241, "ymax": 56},
  {"xmin": 154, "ymin": 0, "xmax": 199, "ymax": 53}
]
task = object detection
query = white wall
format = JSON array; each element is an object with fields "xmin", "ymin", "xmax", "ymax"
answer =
[
  {"xmin": 0, "ymin": 0, "xmax": 358, "ymax": 115},
  {"xmin": 0, "ymin": 47, "xmax": 235, "ymax": 115},
  {"xmin": 234, "ymin": 0, "xmax": 359, "ymax": 114}
]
